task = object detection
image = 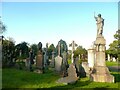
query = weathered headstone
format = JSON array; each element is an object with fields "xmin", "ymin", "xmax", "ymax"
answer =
[
  {"xmin": 35, "ymin": 42, "xmax": 44, "ymax": 73},
  {"xmin": 55, "ymin": 42, "xmax": 63, "ymax": 72},
  {"xmin": 74, "ymin": 56, "xmax": 80, "ymax": 75},
  {"xmin": 90, "ymin": 14, "xmax": 114, "ymax": 83},
  {"xmin": 81, "ymin": 62, "xmax": 90, "ymax": 77},
  {"xmin": 50, "ymin": 51, "xmax": 55, "ymax": 67},
  {"xmin": 88, "ymin": 44, "xmax": 95, "ymax": 68},
  {"xmin": 62, "ymin": 51, "xmax": 68, "ymax": 76},
  {"xmin": 113, "ymin": 57, "xmax": 116, "ymax": 62},
  {"xmin": 57, "ymin": 63, "xmax": 79, "ymax": 84}
]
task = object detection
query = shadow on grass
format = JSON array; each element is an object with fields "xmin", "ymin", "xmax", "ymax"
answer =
[{"xmin": 50, "ymin": 78, "xmax": 91, "ymax": 90}]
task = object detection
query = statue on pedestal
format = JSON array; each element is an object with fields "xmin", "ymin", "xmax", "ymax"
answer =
[{"xmin": 94, "ymin": 13, "xmax": 104, "ymax": 36}]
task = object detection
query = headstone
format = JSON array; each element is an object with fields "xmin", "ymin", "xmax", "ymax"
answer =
[
  {"xmin": 50, "ymin": 51, "xmax": 55, "ymax": 67},
  {"xmin": 55, "ymin": 42, "xmax": 63, "ymax": 72},
  {"xmin": 69, "ymin": 40, "xmax": 78, "ymax": 63},
  {"xmin": 57, "ymin": 63, "xmax": 79, "ymax": 84},
  {"xmin": 107, "ymin": 54, "xmax": 111, "ymax": 61},
  {"xmin": 90, "ymin": 14, "xmax": 114, "ymax": 83},
  {"xmin": 62, "ymin": 51, "xmax": 68, "ymax": 76},
  {"xmin": 87, "ymin": 44, "xmax": 95, "ymax": 68},
  {"xmin": 113, "ymin": 57, "xmax": 116, "ymax": 62},
  {"xmin": 55, "ymin": 56, "xmax": 62, "ymax": 72},
  {"xmin": 35, "ymin": 42, "xmax": 44, "ymax": 73},
  {"xmin": 81, "ymin": 62, "xmax": 90, "ymax": 77},
  {"xmin": 74, "ymin": 56, "xmax": 80, "ymax": 75}
]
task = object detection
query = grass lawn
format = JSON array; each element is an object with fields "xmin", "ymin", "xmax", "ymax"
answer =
[
  {"xmin": 2, "ymin": 68, "xmax": 120, "ymax": 89},
  {"xmin": 106, "ymin": 61, "xmax": 120, "ymax": 67}
]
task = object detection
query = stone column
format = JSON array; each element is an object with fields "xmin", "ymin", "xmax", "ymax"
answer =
[
  {"xmin": 107, "ymin": 54, "xmax": 110, "ymax": 61},
  {"xmin": 69, "ymin": 41, "xmax": 77, "ymax": 63},
  {"xmin": 88, "ymin": 47, "xmax": 95, "ymax": 68}
]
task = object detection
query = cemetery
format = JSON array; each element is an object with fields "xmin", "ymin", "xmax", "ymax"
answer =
[{"xmin": 0, "ymin": 2, "xmax": 120, "ymax": 89}]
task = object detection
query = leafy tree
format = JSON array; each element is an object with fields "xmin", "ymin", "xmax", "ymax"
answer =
[
  {"xmin": 106, "ymin": 29, "xmax": 120, "ymax": 61},
  {"xmin": 0, "ymin": 16, "xmax": 6, "ymax": 34},
  {"xmin": 48, "ymin": 44, "xmax": 56, "ymax": 59},
  {"xmin": 15, "ymin": 42, "xmax": 29, "ymax": 60},
  {"xmin": 2, "ymin": 38, "xmax": 15, "ymax": 67},
  {"xmin": 30, "ymin": 44, "xmax": 38, "ymax": 56},
  {"xmin": 74, "ymin": 45, "xmax": 87, "ymax": 60}
]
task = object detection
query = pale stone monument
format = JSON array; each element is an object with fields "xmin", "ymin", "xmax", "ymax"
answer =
[
  {"xmin": 55, "ymin": 42, "xmax": 63, "ymax": 72},
  {"xmin": 107, "ymin": 54, "xmax": 111, "ymax": 61},
  {"xmin": 88, "ymin": 43, "xmax": 95, "ymax": 68},
  {"xmin": 69, "ymin": 40, "xmax": 78, "ymax": 63},
  {"xmin": 90, "ymin": 14, "xmax": 114, "ymax": 83},
  {"xmin": 113, "ymin": 57, "xmax": 116, "ymax": 62}
]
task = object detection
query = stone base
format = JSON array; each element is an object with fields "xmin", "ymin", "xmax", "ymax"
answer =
[
  {"xmin": 57, "ymin": 64, "xmax": 79, "ymax": 84},
  {"xmin": 34, "ymin": 69, "xmax": 43, "ymax": 74},
  {"xmin": 90, "ymin": 66, "xmax": 114, "ymax": 83}
]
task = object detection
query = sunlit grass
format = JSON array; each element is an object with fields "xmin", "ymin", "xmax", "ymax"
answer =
[
  {"xmin": 106, "ymin": 61, "xmax": 120, "ymax": 66},
  {"xmin": 2, "ymin": 68, "xmax": 120, "ymax": 89}
]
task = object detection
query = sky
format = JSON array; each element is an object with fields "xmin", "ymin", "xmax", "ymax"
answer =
[{"xmin": 1, "ymin": 1, "xmax": 119, "ymax": 50}]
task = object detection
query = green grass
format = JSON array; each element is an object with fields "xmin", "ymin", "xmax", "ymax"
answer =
[
  {"xmin": 2, "ymin": 68, "xmax": 120, "ymax": 89},
  {"xmin": 106, "ymin": 61, "xmax": 120, "ymax": 66}
]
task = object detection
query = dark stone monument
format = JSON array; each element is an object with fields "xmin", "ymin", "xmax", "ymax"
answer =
[
  {"xmin": 27, "ymin": 49, "xmax": 34, "ymax": 71},
  {"xmin": 35, "ymin": 42, "xmax": 44, "ymax": 73}
]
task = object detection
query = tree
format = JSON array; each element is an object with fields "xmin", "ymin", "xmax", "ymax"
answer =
[
  {"xmin": 74, "ymin": 45, "xmax": 87, "ymax": 60},
  {"xmin": 2, "ymin": 38, "xmax": 15, "ymax": 67},
  {"xmin": 30, "ymin": 44, "xmax": 38, "ymax": 56},
  {"xmin": 15, "ymin": 42, "xmax": 29, "ymax": 60},
  {"xmin": 106, "ymin": 29, "xmax": 120, "ymax": 61},
  {"xmin": 0, "ymin": 16, "xmax": 6, "ymax": 34},
  {"xmin": 48, "ymin": 44, "xmax": 56, "ymax": 59}
]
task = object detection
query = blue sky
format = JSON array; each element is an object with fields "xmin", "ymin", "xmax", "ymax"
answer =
[{"xmin": 1, "ymin": 2, "xmax": 118, "ymax": 49}]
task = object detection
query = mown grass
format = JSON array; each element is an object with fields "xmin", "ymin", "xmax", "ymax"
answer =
[
  {"xmin": 106, "ymin": 61, "xmax": 120, "ymax": 66},
  {"xmin": 2, "ymin": 68, "xmax": 120, "ymax": 89}
]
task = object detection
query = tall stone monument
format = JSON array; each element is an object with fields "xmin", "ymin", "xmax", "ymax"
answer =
[
  {"xmin": 90, "ymin": 14, "xmax": 114, "ymax": 83},
  {"xmin": 35, "ymin": 42, "xmax": 44, "ymax": 73},
  {"xmin": 55, "ymin": 42, "xmax": 63, "ymax": 72},
  {"xmin": 69, "ymin": 40, "xmax": 78, "ymax": 63},
  {"xmin": 88, "ymin": 42, "xmax": 95, "ymax": 68}
]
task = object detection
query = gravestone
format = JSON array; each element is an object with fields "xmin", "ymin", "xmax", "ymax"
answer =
[
  {"xmin": 57, "ymin": 63, "xmax": 79, "ymax": 84},
  {"xmin": 35, "ymin": 42, "xmax": 44, "ymax": 73},
  {"xmin": 81, "ymin": 62, "xmax": 90, "ymax": 77},
  {"xmin": 50, "ymin": 51, "xmax": 55, "ymax": 67},
  {"xmin": 90, "ymin": 14, "xmax": 114, "ymax": 83},
  {"xmin": 27, "ymin": 49, "xmax": 34, "ymax": 71},
  {"xmin": 62, "ymin": 51, "xmax": 68, "ymax": 76},
  {"xmin": 107, "ymin": 54, "xmax": 111, "ymax": 61},
  {"xmin": 88, "ymin": 44, "xmax": 95, "ymax": 68},
  {"xmin": 113, "ymin": 57, "xmax": 116, "ymax": 62},
  {"xmin": 74, "ymin": 56, "xmax": 80, "ymax": 76},
  {"xmin": 55, "ymin": 42, "xmax": 63, "ymax": 72}
]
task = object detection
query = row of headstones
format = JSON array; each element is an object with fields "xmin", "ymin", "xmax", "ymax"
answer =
[
  {"xmin": 24, "ymin": 41, "xmax": 69, "ymax": 74},
  {"xmin": 107, "ymin": 54, "xmax": 118, "ymax": 62}
]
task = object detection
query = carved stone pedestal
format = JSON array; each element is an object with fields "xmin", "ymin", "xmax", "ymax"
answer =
[
  {"xmin": 90, "ymin": 36, "xmax": 114, "ymax": 83},
  {"xmin": 90, "ymin": 66, "xmax": 114, "ymax": 83}
]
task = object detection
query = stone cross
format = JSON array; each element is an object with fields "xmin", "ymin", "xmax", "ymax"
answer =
[
  {"xmin": 58, "ymin": 42, "xmax": 60, "ymax": 56},
  {"xmin": 69, "ymin": 41, "xmax": 78, "ymax": 63}
]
